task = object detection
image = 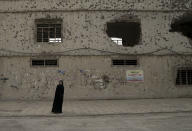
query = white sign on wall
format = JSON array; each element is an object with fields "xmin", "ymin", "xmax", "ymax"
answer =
[{"xmin": 126, "ymin": 70, "xmax": 144, "ymax": 82}]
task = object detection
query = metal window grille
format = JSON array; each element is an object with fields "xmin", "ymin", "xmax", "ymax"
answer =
[
  {"xmin": 32, "ymin": 59, "xmax": 58, "ymax": 66},
  {"xmin": 37, "ymin": 23, "xmax": 61, "ymax": 43},
  {"xmin": 112, "ymin": 59, "xmax": 137, "ymax": 66},
  {"xmin": 45, "ymin": 60, "xmax": 58, "ymax": 66},
  {"xmin": 176, "ymin": 68, "xmax": 192, "ymax": 85},
  {"xmin": 32, "ymin": 60, "xmax": 44, "ymax": 66}
]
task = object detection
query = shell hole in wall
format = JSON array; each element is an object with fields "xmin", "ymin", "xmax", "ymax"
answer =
[
  {"xmin": 170, "ymin": 13, "xmax": 192, "ymax": 39},
  {"xmin": 106, "ymin": 21, "xmax": 141, "ymax": 47}
]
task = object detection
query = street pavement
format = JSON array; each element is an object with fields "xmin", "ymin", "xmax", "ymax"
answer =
[
  {"xmin": 0, "ymin": 98, "xmax": 192, "ymax": 117},
  {"xmin": 1, "ymin": 98, "xmax": 192, "ymax": 131},
  {"xmin": 0, "ymin": 112, "xmax": 192, "ymax": 131}
]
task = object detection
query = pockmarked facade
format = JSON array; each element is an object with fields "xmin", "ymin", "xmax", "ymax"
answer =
[{"xmin": 0, "ymin": 0, "xmax": 192, "ymax": 100}]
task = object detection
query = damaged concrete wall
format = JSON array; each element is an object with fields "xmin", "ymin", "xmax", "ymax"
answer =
[
  {"xmin": 1, "ymin": 56, "xmax": 192, "ymax": 100},
  {"xmin": 0, "ymin": 0, "xmax": 192, "ymax": 100},
  {"xmin": 0, "ymin": 0, "xmax": 191, "ymax": 12},
  {"xmin": 1, "ymin": 12, "xmax": 192, "ymax": 55}
]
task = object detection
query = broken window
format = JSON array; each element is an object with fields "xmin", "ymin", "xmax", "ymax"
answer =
[
  {"xmin": 112, "ymin": 59, "xmax": 138, "ymax": 66},
  {"xmin": 176, "ymin": 67, "xmax": 192, "ymax": 85},
  {"xmin": 170, "ymin": 13, "xmax": 192, "ymax": 39},
  {"xmin": 36, "ymin": 19, "xmax": 62, "ymax": 43},
  {"xmin": 31, "ymin": 59, "xmax": 58, "ymax": 67},
  {"xmin": 106, "ymin": 21, "xmax": 141, "ymax": 47}
]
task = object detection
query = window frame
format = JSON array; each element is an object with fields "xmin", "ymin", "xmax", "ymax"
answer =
[
  {"xmin": 35, "ymin": 19, "xmax": 63, "ymax": 44},
  {"xmin": 30, "ymin": 58, "xmax": 59, "ymax": 67},
  {"xmin": 111, "ymin": 56, "xmax": 139, "ymax": 67},
  {"xmin": 175, "ymin": 67, "xmax": 192, "ymax": 87}
]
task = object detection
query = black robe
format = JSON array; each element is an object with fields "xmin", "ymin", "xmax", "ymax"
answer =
[{"xmin": 52, "ymin": 84, "xmax": 64, "ymax": 113}]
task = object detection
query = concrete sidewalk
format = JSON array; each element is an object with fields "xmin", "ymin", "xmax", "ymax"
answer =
[{"xmin": 0, "ymin": 98, "xmax": 192, "ymax": 117}]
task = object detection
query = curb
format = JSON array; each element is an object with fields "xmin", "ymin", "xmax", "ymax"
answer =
[{"xmin": 1, "ymin": 110, "xmax": 192, "ymax": 118}]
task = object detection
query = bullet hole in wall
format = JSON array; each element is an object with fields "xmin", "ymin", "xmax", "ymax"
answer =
[
  {"xmin": 170, "ymin": 13, "xmax": 192, "ymax": 39},
  {"xmin": 106, "ymin": 21, "xmax": 141, "ymax": 47}
]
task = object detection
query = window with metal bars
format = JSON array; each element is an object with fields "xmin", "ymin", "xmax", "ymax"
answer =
[
  {"xmin": 36, "ymin": 19, "xmax": 62, "ymax": 43},
  {"xmin": 176, "ymin": 68, "xmax": 192, "ymax": 85},
  {"xmin": 31, "ymin": 59, "xmax": 58, "ymax": 67},
  {"xmin": 112, "ymin": 59, "xmax": 137, "ymax": 66}
]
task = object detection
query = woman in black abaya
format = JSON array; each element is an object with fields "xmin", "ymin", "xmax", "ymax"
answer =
[{"xmin": 52, "ymin": 80, "xmax": 64, "ymax": 114}]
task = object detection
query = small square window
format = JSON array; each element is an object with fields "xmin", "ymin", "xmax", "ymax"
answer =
[
  {"xmin": 36, "ymin": 19, "xmax": 62, "ymax": 43},
  {"xmin": 176, "ymin": 67, "xmax": 192, "ymax": 85}
]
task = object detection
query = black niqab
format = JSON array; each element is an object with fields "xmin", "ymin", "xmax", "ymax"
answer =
[{"xmin": 52, "ymin": 84, "xmax": 64, "ymax": 113}]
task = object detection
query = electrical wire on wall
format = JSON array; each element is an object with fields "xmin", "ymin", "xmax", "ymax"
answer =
[
  {"xmin": 154, "ymin": 43, "xmax": 192, "ymax": 65},
  {"xmin": 0, "ymin": 45, "xmax": 192, "ymax": 57},
  {"xmin": 0, "ymin": 47, "xmax": 171, "ymax": 56}
]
